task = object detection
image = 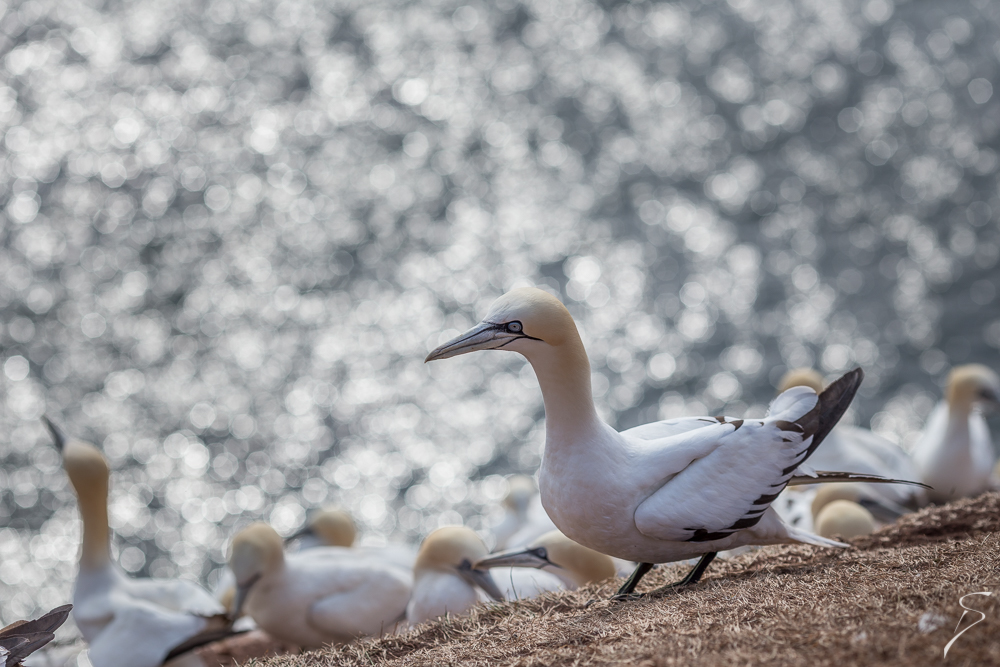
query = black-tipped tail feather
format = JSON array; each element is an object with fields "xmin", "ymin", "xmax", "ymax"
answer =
[
  {"xmin": 787, "ymin": 471, "xmax": 931, "ymax": 489},
  {"xmin": 801, "ymin": 367, "xmax": 864, "ymax": 460}
]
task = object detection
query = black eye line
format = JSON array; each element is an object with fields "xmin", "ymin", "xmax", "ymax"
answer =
[{"xmin": 488, "ymin": 321, "xmax": 543, "ymax": 342}]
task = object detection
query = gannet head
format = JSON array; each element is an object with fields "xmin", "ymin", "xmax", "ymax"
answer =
[
  {"xmin": 777, "ymin": 368, "xmax": 824, "ymax": 393},
  {"xmin": 414, "ymin": 526, "xmax": 504, "ymax": 601},
  {"xmin": 44, "ymin": 417, "xmax": 110, "ymax": 497},
  {"xmin": 473, "ymin": 530, "xmax": 616, "ymax": 588},
  {"xmin": 286, "ymin": 507, "xmax": 357, "ymax": 547},
  {"xmin": 425, "ymin": 287, "xmax": 576, "ymax": 362},
  {"xmin": 501, "ymin": 475, "xmax": 536, "ymax": 515},
  {"xmin": 814, "ymin": 499, "xmax": 876, "ymax": 540},
  {"xmin": 945, "ymin": 364, "xmax": 1000, "ymax": 410},
  {"xmin": 228, "ymin": 523, "xmax": 285, "ymax": 620},
  {"xmin": 809, "ymin": 483, "xmax": 860, "ymax": 519}
]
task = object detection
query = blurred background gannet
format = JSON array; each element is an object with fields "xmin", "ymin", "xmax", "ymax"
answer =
[
  {"xmin": 490, "ymin": 476, "xmax": 556, "ymax": 550},
  {"xmin": 813, "ymin": 499, "xmax": 876, "ymax": 540},
  {"xmin": 426, "ymin": 288, "xmax": 897, "ymax": 598},
  {"xmin": 406, "ymin": 526, "xmax": 503, "ymax": 625},
  {"xmin": 912, "ymin": 364, "xmax": 1000, "ymax": 503},
  {"xmin": 474, "ymin": 530, "xmax": 617, "ymax": 597},
  {"xmin": 43, "ymin": 418, "xmax": 229, "ymax": 667},
  {"xmin": 227, "ymin": 522, "xmax": 411, "ymax": 647},
  {"xmin": 285, "ymin": 508, "xmax": 357, "ymax": 552}
]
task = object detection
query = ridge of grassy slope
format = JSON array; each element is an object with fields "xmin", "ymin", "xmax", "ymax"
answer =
[{"xmin": 249, "ymin": 493, "xmax": 1000, "ymax": 667}]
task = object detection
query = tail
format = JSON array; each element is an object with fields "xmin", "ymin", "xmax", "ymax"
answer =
[
  {"xmin": 785, "ymin": 525, "xmax": 848, "ymax": 549},
  {"xmin": 796, "ymin": 368, "xmax": 864, "ymax": 461},
  {"xmin": 0, "ymin": 603, "xmax": 73, "ymax": 665},
  {"xmin": 41, "ymin": 415, "xmax": 66, "ymax": 451},
  {"xmin": 786, "ymin": 471, "xmax": 930, "ymax": 489}
]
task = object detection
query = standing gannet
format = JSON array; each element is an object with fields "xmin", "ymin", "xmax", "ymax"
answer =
[
  {"xmin": 474, "ymin": 530, "xmax": 617, "ymax": 597},
  {"xmin": 43, "ymin": 418, "xmax": 229, "ymax": 667},
  {"xmin": 426, "ymin": 288, "xmax": 879, "ymax": 598},
  {"xmin": 406, "ymin": 527, "xmax": 504, "ymax": 625},
  {"xmin": 227, "ymin": 523, "xmax": 411, "ymax": 647},
  {"xmin": 912, "ymin": 364, "xmax": 1000, "ymax": 503},
  {"xmin": 778, "ymin": 368, "xmax": 926, "ymax": 510}
]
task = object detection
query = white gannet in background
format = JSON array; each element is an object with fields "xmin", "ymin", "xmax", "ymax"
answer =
[
  {"xmin": 285, "ymin": 507, "xmax": 358, "ymax": 552},
  {"xmin": 227, "ymin": 523, "xmax": 411, "ymax": 647},
  {"xmin": 777, "ymin": 368, "xmax": 927, "ymax": 511},
  {"xmin": 813, "ymin": 499, "xmax": 876, "ymax": 540},
  {"xmin": 426, "ymin": 288, "xmax": 921, "ymax": 599},
  {"xmin": 491, "ymin": 475, "xmax": 556, "ymax": 550},
  {"xmin": 474, "ymin": 530, "xmax": 617, "ymax": 598},
  {"xmin": 406, "ymin": 527, "xmax": 503, "ymax": 625},
  {"xmin": 0, "ymin": 604, "xmax": 73, "ymax": 667},
  {"xmin": 912, "ymin": 364, "xmax": 1000, "ymax": 503},
  {"xmin": 43, "ymin": 418, "xmax": 230, "ymax": 667}
]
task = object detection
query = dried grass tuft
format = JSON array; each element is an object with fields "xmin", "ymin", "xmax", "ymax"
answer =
[{"xmin": 255, "ymin": 493, "xmax": 1000, "ymax": 666}]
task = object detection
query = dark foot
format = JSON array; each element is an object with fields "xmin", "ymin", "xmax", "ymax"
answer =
[{"xmin": 614, "ymin": 562, "xmax": 655, "ymax": 598}]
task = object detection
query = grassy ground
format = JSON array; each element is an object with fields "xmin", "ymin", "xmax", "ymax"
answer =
[{"xmin": 237, "ymin": 493, "xmax": 1000, "ymax": 667}]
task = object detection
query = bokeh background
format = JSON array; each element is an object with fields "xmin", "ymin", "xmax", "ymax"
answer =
[{"xmin": 2, "ymin": 0, "xmax": 1000, "ymax": 623}]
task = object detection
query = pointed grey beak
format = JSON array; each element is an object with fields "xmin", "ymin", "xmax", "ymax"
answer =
[
  {"xmin": 456, "ymin": 559, "xmax": 504, "ymax": 601},
  {"xmin": 474, "ymin": 547, "xmax": 555, "ymax": 571},
  {"xmin": 425, "ymin": 322, "xmax": 522, "ymax": 362},
  {"xmin": 229, "ymin": 576, "xmax": 259, "ymax": 623},
  {"xmin": 42, "ymin": 416, "xmax": 65, "ymax": 452},
  {"xmin": 283, "ymin": 525, "xmax": 314, "ymax": 545}
]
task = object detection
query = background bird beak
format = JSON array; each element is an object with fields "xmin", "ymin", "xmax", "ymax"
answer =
[
  {"xmin": 283, "ymin": 526, "xmax": 313, "ymax": 545},
  {"xmin": 228, "ymin": 577, "xmax": 259, "ymax": 623},
  {"xmin": 474, "ymin": 548, "xmax": 552, "ymax": 571},
  {"xmin": 456, "ymin": 560, "xmax": 504, "ymax": 601},
  {"xmin": 425, "ymin": 322, "xmax": 511, "ymax": 362}
]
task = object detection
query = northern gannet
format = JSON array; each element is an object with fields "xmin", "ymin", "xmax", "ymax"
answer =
[
  {"xmin": 227, "ymin": 523, "xmax": 411, "ymax": 647},
  {"xmin": 777, "ymin": 368, "xmax": 926, "ymax": 510},
  {"xmin": 43, "ymin": 418, "xmax": 229, "ymax": 667},
  {"xmin": 491, "ymin": 475, "xmax": 557, "ymax": 550},
  {"xmin": 285, "ymin": 507, "xmax": 357, "ymax": 551},
  {"xmin": 0, "ymin": 604, "xmax": 72, "ymax": 667},
  {"xmin": 912, "ymin": 364, "xmax": 1000, "ymax": 503},
  {"xmin": 426, "ymin": 288, "xmax": 880, "ymax": 598},
  {"xmin": 813, "ymin": 499, "xmax": 876, "ymax": 540},
  {"xmin": 406, "ymin": 526, "xmax": 503, "ymax": 625},
  {"xmin": 475, "ymin": 530, "xmax": 617, "ymax": 597}
]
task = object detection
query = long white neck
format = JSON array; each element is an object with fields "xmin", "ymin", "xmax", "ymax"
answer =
[{"xmin": 523, "ymin": 334, "xmax": 603, "ymax": 450}]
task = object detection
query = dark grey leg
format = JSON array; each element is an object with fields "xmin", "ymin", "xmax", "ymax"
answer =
[{"xmin": 610, "ymin": 562, "xmax": 655, "ymax": 600}]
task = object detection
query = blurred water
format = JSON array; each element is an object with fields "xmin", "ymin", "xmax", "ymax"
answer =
[{"xmin": 1, "ymin": 0, "xmax": 999, "ymax": 625}]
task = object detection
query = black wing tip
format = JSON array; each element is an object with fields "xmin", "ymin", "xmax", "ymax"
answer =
[{"xmin": 41, "ymin": 415, "xmax": 66, "ymax": 452}]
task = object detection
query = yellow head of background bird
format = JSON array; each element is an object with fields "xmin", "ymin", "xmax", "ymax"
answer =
[
  {"xmin": 945, "ymin": 364, "xmax": 1000, "ymax": 410},
  {"xmin": 414, "ymin": 526, "xmax": 503, "ymax": 601},
  {"xmin": 228, "ymin": 523, "xmax": 285, "ymax": 619}
]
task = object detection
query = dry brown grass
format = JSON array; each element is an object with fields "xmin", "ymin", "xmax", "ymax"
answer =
[{"xmin": 252, "ymin": 493, "xmax": 1000, "ymax": 667}]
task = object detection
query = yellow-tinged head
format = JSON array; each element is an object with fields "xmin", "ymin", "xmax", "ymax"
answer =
[
  {"xmin": 945, "ymin": 364, "xmax": 1000, "ymax": 408},
  {"xmin": 777, "ymin": 368, "xmax": 824, "ymax": 394},
  {"xmin": 474, "ymin": 530, "xmax": 616, "ymax": 588},
  {"xmin": 814, "ymin": 500, "xmax": 876, "ymax": 540},
  {"xmin": 44, "ymin": 416, "xmax": 110, "ymax": 496},
  {"xmin": 425, "ymin": 287, "xmax": 578, "ymax": 362},
  {"xmin": 229, "ymin": 523, "xmax": 285, "ymax": 586},
  {"xmin": 307, "ymin": 508, "xmax": 357, "ymax": 547},
  {"xmin": 810, "ymin": 483, "xmax": 860, "ymax": 519},
  {"xmin": 414, "ymin": 526, "xmax": 503, "ymax": 601}
]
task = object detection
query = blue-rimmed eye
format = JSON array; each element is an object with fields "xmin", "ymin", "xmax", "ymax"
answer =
[
  {"xmin": 506, "ymin": 321, "xmax": 523, "ymax": 334},
  {"xmin": 535, "ymin": 547, "xmax": 547, "ymax": 560}
]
